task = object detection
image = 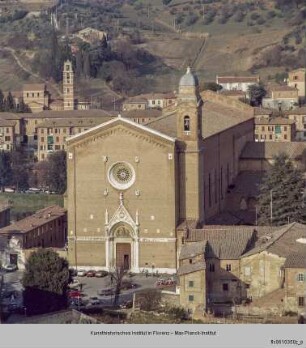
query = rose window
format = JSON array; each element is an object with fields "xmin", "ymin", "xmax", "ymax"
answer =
[{"xmin": 108, "ymin": 162, "xmax": 135, "ymax": 190}]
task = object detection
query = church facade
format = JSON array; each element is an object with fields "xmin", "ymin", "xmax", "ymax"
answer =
[{"xmin": 66, "ymin": 68, "xmax": 254, "ymax": 273}]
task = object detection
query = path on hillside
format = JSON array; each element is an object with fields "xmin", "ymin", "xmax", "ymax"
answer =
[
  {"xmin": 1, "ymin": 47, "xmax": 63, "ymax": 97},
  {"xmin": 191, "ymin": 38, "xmax": 207, "ymax": 70},
  {"xmin": 154, "ymin": 18, "xmax": 178, "ymax": 33}
]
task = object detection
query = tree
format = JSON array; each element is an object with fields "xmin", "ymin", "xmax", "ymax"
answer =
[
  {"xmin": 0, "ymin": 89, "xmax": 4, "ymax": 111},
  {"xmin": 257, "ymin": 153, "xmax": 306, "ymax": 226},
  {"xmin": 162, "ymin": 0, "xmax": 172, "ymax": 5},
  {"xmin": 22, "ymin": 249, "xmax": 70, "ymax": 315},
  {"xmin": 137, "ymin": 289, "xmax": 161, "ymax": 311},
  {"xmin": 248, "ymin": 83, "xmax": 266, "ymax": 106},
  {"xmin": 46, "ymin": 151, "xmax": 67, "ymax": 194},
  {"xmin": 4, "ymin": 92, "xmax": 15, "ymax": 111},
  {"xmin": 200, "ymin": 82, "xmax": 222, "ymax": 92},
  {"xmin": 0, "ymin": 151, "xmax": 12, "ymax": 191},
  {"xmin": 11, "ymin": 147, "xmax": 30, "ymax": 191},
  {"xmin": 110, "ymin": 267, "xmax": 126, "ymax": 306}
]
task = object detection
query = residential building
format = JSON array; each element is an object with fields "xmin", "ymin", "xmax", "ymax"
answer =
[
  {"xmin": 122, "ymin": 97, "xmax": 148, "ymax": 111},
  {"xmin": 287, "ymin": 68, "xmax": 306, "ymax": 100},
  {"xmin": 216, "ymin": 76, "xmax": 260, "ymax": 92},
  {"xmin": 177, "ymin": 223, "xmax": 306, "ymax": 313},
  {"xmin": 285, "ymin": 107, "xmax": 306, "ymax": 141},
  {"xmin": 254, "ymin": 117, "xmax": 296, "ymax": 142},
  {"xmin": 75, "ymin": 27, "xmax": 107, "ymax": 44},
  {"xmin": 66, "ymin": 68, "xmax": 255, "ymax": 272},
  {"xmin": 121, "ymin": 109, "xmax": 162, "ymax": 125},
  {"xmin": 262, "ymin": 85, "xmax": 299, "ymax": 111},
  {"xmin": 23, "ymin": 83, "xmax": 49, "ymax": 113},
  {"xmin": 0, "ymin": 119, "xmax": 17, "ymax": 150},
  {"xmin": 220, "ymin": 90, "xmax": 247, "ymax": 101},
  {"xmin": 0, "ymin": 205, "xmax": 67, "ymax": 269},
  {"xmin": 36, "ymin": 117, "xmax": 112, "ymax": 161},
  {"xmin": 283, "ymin": 251, "xmax": 306, "ymax": 315}
]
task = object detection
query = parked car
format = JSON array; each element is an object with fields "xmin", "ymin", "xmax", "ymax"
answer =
[
  {"xmin": 3, "ymin": 264, "xmax": 17, "ymax": 272},
  {"xmin": 68, "ymin": 279, "xmax": 79, "ymax": 289},
  {"xmin": 86, "ymin": 270, "xmax": 96, "ymax": 277},
  {"xmin": 88, "ymin": 296, "xmax": 101, "ymax": 306},
  {"xmin": 25, "ymin": 188, "xmax": 41, "ymax": 194},
  {"xmin": 68, "ymin": 290, "xmax": 82, "ymax": 299},
  {"xmin": 95, "ymin": 270, "xmax": 108, "ymax": 278},
  {"xmin": 4, "ymin": 187, "xmax": 15, "ymax": 193},
  {"xmin": 97, "ymin": 287, "xmax": 115, "ymax": 296},
  {"xmin": 77, "ymin": 269, "xmax": 86, "ymax": 277},
  {"xmin": 120, "ymin": 281, "xmax": 139, "ymax": 290}
]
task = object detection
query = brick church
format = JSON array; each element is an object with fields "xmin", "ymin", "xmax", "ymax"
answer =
[{"xmin": 66, "ymin": 67, "xmax": 254, "ymax": 273}]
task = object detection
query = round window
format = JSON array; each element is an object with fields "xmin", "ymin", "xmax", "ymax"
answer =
[{"xmin": 108, "ymin": 162, "xmax": 135, "ymax": 190}]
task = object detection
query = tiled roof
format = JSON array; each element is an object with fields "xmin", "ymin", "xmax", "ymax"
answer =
[
  {"xmin": 240, "ymin": 141, "xmax": 306, "ymax": 159},
  {"xmin": 121, "ymin": 109, "xmax": 162, "ymax": 119},
  {"xmin": 179, "ymin": 241, "xmax": 207, "ymax": 260},
  {"xmin": 0, "ymin": 205, "xmax": 66, "ymax": 235},
  {"xmin": 23, "ymin": 84, "xmax": 46, "ymax": 91},
  {"xmin": 217, "ymin": 76, "xmax": 259, "ymax": 84},
  {"xmin": 242, "ymin": 223, "xmax": 306, "ymax": 258},
  {"xmin": 255, "ymin": 117, "xmax": 295, "ymax": 125},
  {"xmin": 26, "ymin": 109, "xmax": 116, "ymax": 119},
  {"xmin": 254, "ymin": 107, "xmax": 274, "ymax": 116},
  {"xmin": 269, "ymin": 85, "xmax": 297, "ymax": 92},
  {"xmin": 186, "ymin": 228, "xmax": 256, "ymax": 259},
  {"xmin": 285, "ymin": 107, "xmax": 306, "ymax": 115},
  {"xmin": 123, "ymin": 97, "xmax": 148, "ymax": 104},
  {"xmin": 284, "ymin": 251, "xmax": 306, "ymax": 268},
  {"xmin": 36, "ymin": 117, "xmax": 112, "ymax": 128},
  {"xmin": 221, "ymin": 90, "xmax": 246, "ymax": 96},
  {"xmin": 177, "ymin": 261, "xmax": 206, "ymax": 276},
  {"xmin": 0, "ymin": 119, "xmax": 16, "ymax": 127},
  {"xmin": 0, "ymin": 112, "xmax": 24, "ymax": 120}
]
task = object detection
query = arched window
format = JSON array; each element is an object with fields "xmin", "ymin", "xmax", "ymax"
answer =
[{"xmin": 184, "ymin": 116, "xmax": 190, "ymax": 132}]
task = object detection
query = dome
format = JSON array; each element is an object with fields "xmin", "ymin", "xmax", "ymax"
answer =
[{"xmin": 179, "ymin": 67, "xmax": 198, "ymax": 87}]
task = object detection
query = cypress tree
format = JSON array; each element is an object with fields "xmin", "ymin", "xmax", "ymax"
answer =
[{"xmin": 257, "ymin": 153, "xmax": 306, "ymax": 226}]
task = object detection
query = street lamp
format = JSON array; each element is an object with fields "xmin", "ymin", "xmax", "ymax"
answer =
[{"xmin": 270, "ymin": 190, "xmax": 273, "ymax": 226}]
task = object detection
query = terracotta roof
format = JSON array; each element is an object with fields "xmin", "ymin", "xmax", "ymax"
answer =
[
  {"xmin": 284, "ymin": 250, "xmax": 306, "ymax": 269},
  {"xmin": 25, "ymin": 109, "xmax": 116, "ymax": 119},
  {"xmin": 179, "ymin": 241, "xmax": 207, "ymax": 260},
  {"xmin": 242, "ymin": 223, "xmax": 306, "ymax": 258},
  {"xmin": 186, "ymin": 228, "xmax": 256, "ymax": 259},
  {"xmin": 0, "ymin": 112, "xmax": 24, "ymax": 120},
  {"xmin": 221, "ymin": 90, "xmax": 246, "ymax": 96},
  {"xmin": 23, "ymin": 84, "xmax": 46, "ymax": 91},
  {"xmin": 0, "ymin": 119, "xmax": 16, "ymax": 127},
  {"xmin": 123, "ymin": 97, "xmax": 148, "ymax": 104},
  {"xmin": 285, "ymin": 107, "xmax": 306, "ymax": 115},
  {"xmin": 177, "ymin": 261, "xmax": 206, "ymax": 276},
  {"xmin": 121, "ymin": 109, "xmax": 162, "ymax": 119},
  {"xmin": 255, "ymin": 117, "xmax": 295, "ymax": 125},
  {"xmin": 240, "ymin": 141, "xmax": 306, "ymax": 160},
  {"xmin": 36, "ymin": 117, "xmax": 112, "ymax": 128},
  {"xmin": 254, "ymin": 107, "xmax": 274, "ymax": 116},
  {"xmin": 217, "ymin": 76, "xmax": 259, "ymax": 84},
  {"xmin": 269, "ymin": 85, "xmax": 298, "ymax": 92},
  {"xmin": 0, "ymin": 205, "xmax": 66, "ymax": 235}
]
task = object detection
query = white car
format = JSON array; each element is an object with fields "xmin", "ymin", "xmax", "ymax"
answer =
[{"xmin": 77, "ymin": 269, "xmax": 86, "ymax": 277}]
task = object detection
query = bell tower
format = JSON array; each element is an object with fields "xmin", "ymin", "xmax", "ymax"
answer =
[
  {"xmin": 63, "ymin": 60, "xmax": 74, "ymax": 111},
  {"xmin": 177, "ymin": 67, "xmax": 204, "ymax": 224}
]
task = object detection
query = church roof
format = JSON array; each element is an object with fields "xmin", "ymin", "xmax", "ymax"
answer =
[
  {"xmin": 146, "ymin": 91, "xmax": 254, "ymax": 139},
  {"xmin": 179, "ymin": 241, "xmax": 207, "ymax": 260}
]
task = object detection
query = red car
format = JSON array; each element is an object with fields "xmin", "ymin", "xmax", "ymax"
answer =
[
  {"xmin": 86, "ymin": 270, "xmax": 96, "ymax": 277},
  {"xmin": 68, "ymin": 290, "xmax": 81, "ymax": 298}
]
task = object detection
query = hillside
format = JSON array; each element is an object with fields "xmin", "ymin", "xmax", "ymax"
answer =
[{"xmin": 0, "ymin": 0, "xmax": 305, "ymax": 102}]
